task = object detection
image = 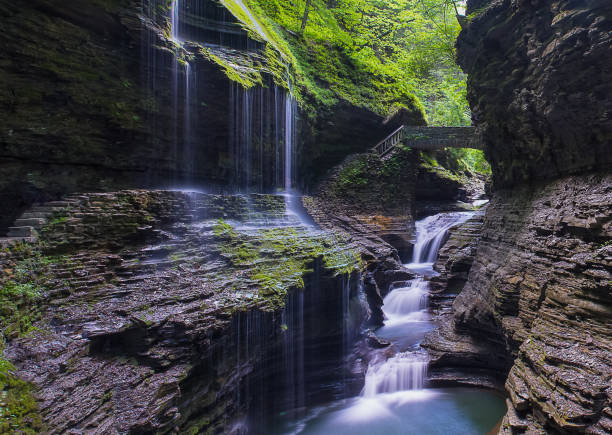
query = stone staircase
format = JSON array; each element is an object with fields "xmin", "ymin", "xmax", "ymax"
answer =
[{"xmin": 1, "ymin": 200, "xmax": 77, "ymax": 246}]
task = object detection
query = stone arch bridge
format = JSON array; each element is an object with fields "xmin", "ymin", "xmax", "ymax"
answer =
[{"xmin": 374, "ymin": 126, "xmax": 483, "ymax": 156}]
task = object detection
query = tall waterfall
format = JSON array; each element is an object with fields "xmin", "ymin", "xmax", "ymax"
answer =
[
  {"xmin": 183, "ymin": 61, "xmax": 193, "ymax": 175},
  {"xmin": 284, "ymin": 92, "xmax": 294, "ymax": 192},
  {"xmin": 228, "ymin": 82, "xmax": 297, "ymax": 193},
  {"xmin": 171, "ymin": 0, "xmax": 180, "ymax": 41}
]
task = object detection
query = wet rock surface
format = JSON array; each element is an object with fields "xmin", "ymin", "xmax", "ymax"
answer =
[
  {"xmin": 420, "ymin": 210, "xmax": 508, "ymax": 390},
  {"xmin": 458, "ymin": 0, "xmax": 612, "ymax": 188},
  {"xmin": 0, "ymin": 190, "xmax": 362, "ymax": 433},
  {"xmin": 428, "ymin": 175, "xmax": 612, "ymax": 433},
  {"xmin": 430, "ymin": 1, "xmax": 612, "ymax": 432},
  {"xmin": 303, "ymin": 149, "xmax": 419, "ymax": 326}
]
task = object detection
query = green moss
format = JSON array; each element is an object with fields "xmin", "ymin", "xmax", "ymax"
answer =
[
  {"xmin": 0, "ymin": 282, "xmax": 42, "ymax": 339},
  {"xmin": 200, "ymin": 48, "xmax": 264, "ymax": 89},
  {"xmin": 336, "ymin": 157, "xmax": 369, "ymax": 191},
  {"xmin": 0, "ymin": 355, "xmax": 43, "ymax": 434},
  {"xmin": 47, "ymin": 216, "xmax": 67, "ymax": 226},
  {"xmin": 212, "ymin": 220, "xmax": 359, "ymax": 308},
  {"xmin": 327, "ymin": 148, "xmax": 416, "ymax": 210},
  {"xmin": 213, "ymin": 219, "xmax": 259, "ymax": 265}
]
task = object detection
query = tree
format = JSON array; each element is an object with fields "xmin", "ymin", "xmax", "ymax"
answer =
[{"xmin": 300, "ymin": 0, "xmax": 312, "ymax": 33}]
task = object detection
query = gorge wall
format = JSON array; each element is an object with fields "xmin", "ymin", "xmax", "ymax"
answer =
[
  {"xmin": 0, "ymin": 190, "xmax": 363, "ymax": 433},
  {"xmin": 433, "ymin": 0, "xmax": 612, "ymax": 433},
  {"xmin": 1, "ymin": 0, "xmax": 415, "ymax": 233}
]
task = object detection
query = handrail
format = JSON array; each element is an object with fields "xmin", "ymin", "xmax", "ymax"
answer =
[
  {"xmin": 373, "ymin": 125, "xmax": 482, "ymax": 155},
  {"xmin": 373, "ymin": 125, "xmax": 405, "ymax": 156}
]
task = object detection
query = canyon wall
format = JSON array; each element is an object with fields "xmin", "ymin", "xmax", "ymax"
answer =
[
  {"xmin": 0, "ymin": 0, "xmax": 416, "ymax": 234},
  {"xmin": 441, "ymin": 0, "xmax": 612, "ymax": 432},
  {"xmin": 0, "ymin": 191, "xmax": 363, "ymax": 433}
]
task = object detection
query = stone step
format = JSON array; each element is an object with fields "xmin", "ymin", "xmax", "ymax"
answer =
[
  {"xmin": 20, "ymin": 211, "xmax": 49, "ymax": 219},
  {"xmin": 14, "ymin": 218, "xmax": 47, "ymax": 227},
  {"xmin": 7, "ymin": 226, "xmax": 35, "ymax": 237},
  {"xmin": 30, "ymin": 206, "xmax": 66, "ymax": 213},
  {"xmin": 0, "ymin": 237, "xmax": 36, "ymax": 247},
  {"xmin": 46, "ymin": 201, "xmax": 74, "ymax": 207}
]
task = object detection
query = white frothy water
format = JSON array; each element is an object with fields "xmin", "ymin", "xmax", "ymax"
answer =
[
  {"xmin": 382, "ymin": 278, "xmax": 428, "ymax": 322},
  {"xmin": 409, "ymin": 212, "xmax": 473, "ymax": 265},
  {"xmin": 362, "ymin": 353, "xmax": 428, "ymax": 396},
  {"xmin": 361, "ymin": 212, "xmax": 475, "ymax": 399},
  {"xmin": 171, "ymin": 0, "xmax": 180, "ymax": 41}
]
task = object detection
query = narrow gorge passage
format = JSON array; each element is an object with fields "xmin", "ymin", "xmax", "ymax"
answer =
[
  {"xmin": 272, "ymin": 212, "xmax": 506, "ymax": 434},
  {"xmin": 2, "ymin": 0, "xmax": 609, "ymax": 433}
]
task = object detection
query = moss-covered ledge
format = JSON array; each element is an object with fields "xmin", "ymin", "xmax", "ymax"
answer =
[{"xmin": 0, "ymin": 190, "xmax": 362, "ymax": 432}]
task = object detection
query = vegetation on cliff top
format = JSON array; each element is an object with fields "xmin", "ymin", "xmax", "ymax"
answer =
[{"xmin": 222, "ymin": 0, "xmax": 470, "ymax": 124}]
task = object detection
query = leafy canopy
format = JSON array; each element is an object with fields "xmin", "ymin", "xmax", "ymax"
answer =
[{"xmin": 239, "ymin": 0, "xmax": 470, "ymax": 124}]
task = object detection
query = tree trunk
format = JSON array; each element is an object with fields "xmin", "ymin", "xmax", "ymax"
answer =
[{"xmin": 300, "ymin": 0, "xmax": 312, "ymax": 33}]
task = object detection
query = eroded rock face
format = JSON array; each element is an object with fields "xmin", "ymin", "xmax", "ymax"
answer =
[
  {"xmin": 453, "ymin": 175, "xmax": 611, "ymax": 433},
  {"xmin": 1, "ymin": 191, "xmax": 362, "ymax": 433},
  {"xmin": 429, "ymin": 1, "xmax": 612, "ymax": 432},
  {"xmin": 0, "ymin": 0, "xmax": 424, "ymax": 234},
  {"xmin": 303, "ymin": 149, "xmax": 420, "ymax": 325},
  {"xmin": 458, "ymin": 0, "xmax": 612, "ymax": 188}
]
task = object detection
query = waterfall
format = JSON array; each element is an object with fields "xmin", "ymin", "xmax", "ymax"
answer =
[
  {"xmin": 171, "ymin": 0, "xmax": 180, "ymax": 41},
  {"xmin": 362, "ymin": 353, "xmax": 428, "ymax": 396},
  {"xmin": 382, "ymin": 278, "xmax": 428, "ymax": 320},
  {"xmin": 410, "ymin": 212, "xmax": 473, "ymax": 264},
  {"xmin": 184, "ymin": 61, "xmax": 192, "ymax": 176},
  {"xmin": 284, "ymin": 91, "xmax": 293, "ymax": 192},
  {"xmin": 360, "ymin": 212, "xmax": 475, "ymax": 398},
  {"xmin": 282, "ymin": 289, "xmax": 305, "ymax": 415},
  {"xmin": 227, "ymin": 82, "xmax": 298, "ymax": 193}
]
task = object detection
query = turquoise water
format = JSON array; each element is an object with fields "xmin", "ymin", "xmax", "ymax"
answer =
[
  {"xmin": 268, "ymin": 212, "xmax": 507, "ymax": 435},
  {"xmin": 274, "ymin": 388, "xmax": 506, "ymax": 435}
]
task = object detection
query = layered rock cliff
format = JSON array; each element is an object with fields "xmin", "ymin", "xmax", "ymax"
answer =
[
  {"xmin": 0, "ymin": 191, "xmax": 362, "ymax": 433},
  {"xmin": 428, "ymin": 0, "xmax": 612, "ymax": 433},
  {"xmin": 0, "ymin": 0, "xmax": 423, "ymax": 234}
]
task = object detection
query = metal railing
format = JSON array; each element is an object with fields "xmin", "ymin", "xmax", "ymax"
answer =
[
  {"xmin": 373, "ymin": 126, "xmax": 405, "ymax": 156},
  {"xmin": 373, "ymin": 126, "xmax": 482, "ymax": 156}
]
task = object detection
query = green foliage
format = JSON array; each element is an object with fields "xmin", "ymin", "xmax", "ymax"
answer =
[
  {"xmin": 0, "ymin": 245, "xmax": 48, "ymax": 433},
  {"xmin": 444, "ymin": 148, "xmax": 492, "ymax": 175},
  {"xmin": 329, "ymin": 149, "xmax": 416, "ymax": 208},
  {"xmin": 419, "ymin": 147, "xmax": 491, "ymax": 186},
  {"xmin": 212, "ymin": 220, "xmax": 359, "ymax": 305},
  {"xmin": 0, "ymin": 282, "xmax": 42, "ymax": 339},
  {"xmin": 336, "ymin": 158, "xmax": 369, "ymax": 190},
  {"xmin": 218, "ymin": 0, "xmax": 468, "ymax": 120},
  {"xmin": 0, "ymin": 355, "xmax": 43, "ymax": 434}
]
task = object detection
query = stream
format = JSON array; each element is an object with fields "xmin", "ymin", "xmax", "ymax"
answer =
[{"xmin": 270, "ymin": 211, "xmax": 506, "ymax": 434}]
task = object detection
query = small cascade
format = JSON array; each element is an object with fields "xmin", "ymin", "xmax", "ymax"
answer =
[
  {"xmin": 409, "ymin": 212, "xmax": 473, "ymax": 264},
  {"xmin": 362, "ymin": 353, "xmax": 428, "ymax": 396},
  {"xmin": 382, "ymin": 278, "xmax": 428, "ymax": 320},
  {"xmin": 360, "ymin": 211, "xmax": 476, "ymax": 400}
]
